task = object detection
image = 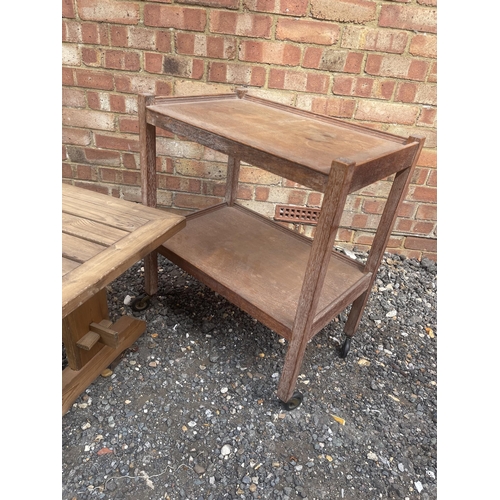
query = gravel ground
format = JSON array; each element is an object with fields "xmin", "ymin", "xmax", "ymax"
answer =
[{"xmin": 62, "ymin": 250, "xmax": 437, "ymax": 500}]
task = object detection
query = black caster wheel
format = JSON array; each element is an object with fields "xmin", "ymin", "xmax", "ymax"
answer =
[
  {"xmin": 281, "ymin": 391, "xmax": 303, "ymax": 411},
  {"xmin": 130, "ymin": 293, "xmax": 151, "ymax": 312},
  {"xmin": 340, "ymin": 337, "xmax": 351, "ymax": 359}
]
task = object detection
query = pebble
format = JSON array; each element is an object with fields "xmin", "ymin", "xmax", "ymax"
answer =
[{"xmin": 62, "ymin": 253, "xmax": 436, "ymax": 500}]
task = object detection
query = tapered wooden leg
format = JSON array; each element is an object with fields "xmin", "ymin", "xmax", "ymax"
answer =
[
  {"xmin": 344, "ymin": 137, "xmax": 424, "ymax": 338},
  {"xmin": 139, "ymin": 93, "xmax": 158, "ymax": 296},
  {"xmin": 225, "ymin": 156, "xmax": 240, "ymax": 206},
  {"xmin": 277, "ymin": 160, "xmax": 354, "ymax": 404}
]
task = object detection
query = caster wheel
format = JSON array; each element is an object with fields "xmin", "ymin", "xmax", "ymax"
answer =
[
  {"xmin": 281, "ymin": 391, "xmax": 303, "ymax": 411},
  {"xmin": 340, "ymin": 337, "xmax": 351, "ymax": 359},
  {"xmin": 130, "ymin": 293, "xmax": 151, "ymax": 312}
]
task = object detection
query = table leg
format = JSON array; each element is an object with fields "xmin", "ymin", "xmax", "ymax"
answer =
[{"xmin": 62, "ymin": 315, "xmax": 146, "ymax": 415}]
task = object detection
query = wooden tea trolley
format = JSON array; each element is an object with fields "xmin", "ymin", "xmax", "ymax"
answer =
[
  {"xmin": 62, "ymin": 183, "xmax": 185, "ymax": 415},
  {"xmin": 138, "ymin": 90, "xmax": 424, "ymax": 410}
]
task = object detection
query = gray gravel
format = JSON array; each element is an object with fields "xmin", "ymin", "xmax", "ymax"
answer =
[{"xmin": 62, "ymin": 250, "xmax": 437, "ymax": 500}]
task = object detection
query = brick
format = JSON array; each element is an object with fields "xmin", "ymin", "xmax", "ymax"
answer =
[
  {"xmin": 244, "ymin": 0, "xmax": 309, "ymax": 16},
  {"xmin": 156, "ymin": 31, "xmax": 172, "ymax": 53},
  {"xmin": 81, "ymin": 47, "xmax": 101, "ymax": 67},
  {"xmin": 416, "ymin": 203, "xmax": 436, "ymax": 221},
  {"xmin": 341, "ymin": 26, "xmax": 408, "ymax": 54},
  {"xmin": 63, "ymin": 0, "xmax": 75, "ymax": 18},
  {"xmin": 157, "ymin": 137, "xmax": 204, "ymax": 159},
  {"xmin": 95, "ymin": 134, "xmax": 140, "ymax": 152},
  {"xmin": 81, "ymin": 23, "xmax": 109, "ymax": 45},
  {"xmin": 404, "ymin": 236, "xmax": 436, "ymax": 252},
  {"xmin": 409, "ymin": 34, "xmax": 437, "ymax": 58},
  {"xmin": 119, "ymin": 117, "xmax": 140, "ymax": 134},
  {"xmin": 62, "ymin": 162, "xmax": 73, "ymax": 179},
  {"xmin": 104, "ymin": 50, "xmax": 141, "ymax": 71},
  {"xmin": 63, "ymin": 127, "xmax": 92, "ymax": 146},
  {"xmin": 210, "ymin": 11, "xmax": 272, "ymax": 38},
  {"xmin": 239, "ymin": 166, "xmax": 281, "ymax": 185},
  {"xmin": 180, "ymin": 0, "xmax": 239, "ymax": 7},
  {"xmin": 418, "ymin": 0, "xmax": 436, "ymax": 5},
  {"xmin": 310, "ymin": 96, "xmax": 356, "ymax": 119},
  {"xmin": 428, "ymin": 61, "xmax": 437, "ymax": 82},
  {"xmin": 70, "ymin": 147, "xmax": 121, "ymax": 166},
  {"xmin": 269, "ymin": 69, "xmax": 329, "ymax": 94},
  {"xmin": 112, "ymin": 26, "xmax": 158, "ymax": 51},
  {"xmin": 416, "ymin": 148, "xmax": 436, "ymax": 168},
  {"xmin": 145, "ymin": 52, "xmax": 164, "ymax": 74},
  {"xmin": 87, "ymin": 91, "xmax": 109, "ymax": 111},
  {"xmin": 174, "ymin": 80, "xmax": 229, "ymax": 97},
  {"xmin": 63, "ymin": 108, "xmax": 115, "ymax": 131},
  {"xmin": 239, "ymin": 40, "xmax": 301, "ymax": 66},
  {"xmin": 208, "ymin": 62, "xmax": 266, "ymax": 86},
  {"xmin": 158, "ymin": 174, "xmax": 202, "ymax": 194},
  {"xmin": 163, "ymin": 55, "xmax": 204, "ymax": 79},
  {"xmin": 109, "ymin": 94, "xmax": 126, "ymax": 113},
  {"xmin": 427, "ymin": 169, "xmax": 437, "ymax": 187},
  {"xmin": 303, "ymin": 47, "xmax": 363, "ymax": 74},
  {"xmin": 62, "ymin": 44, "xmax": 81, "ymax": 66},
  {"xmin": 77, "ymin": 0, "xmax": 139, "ymax": 25},
  {"xmin": 409, "ymin": 185, "xmax": 436, "ymax": 203},
  {"xmin": 379, "ymin": 5, "xmax": 437, "ymax": 34},
  {"xmin": 176, "ymin": 33, "xmax": 237, "ymax": 59},
  {"xmin": 76, "ymin": 164, "xmax": 96, "ymax": 181},
  {"xmin": 144, "ymin": 5, "xmax": 206, "ymax": 31},
  {"xmin": 287, "ymin": 189, "xmax": 307, "ymax": 205},
  {"xmin": 176, "ymin": 159, "xmax": 227, "ymax": 179},
  {"xmin": 63, "ymin": 21, "xmax": 82, "ymax": 43},
  {"xmin": 276, "ymin": 18, "xmax": 340, "ymax": 45},
  {"xmin": 62, "ymin": 88, "xmax": 86, "ymax": 108},
  {"xmin": 174, "ymin": 193, "xmax": 222, "ymax": 210},
  {"xmin": 333, "ymin": 76, "xmax": 395, "ymax": 100},
  {"xmin": 365, "ymin": 54, "xmax": 428, "ymax": 81},
  {"xmin": 76, "ymin": 69, "xmax": 114, "ymax": 90},
  {"xmin": 396, "ymin": 82, "xmax": 436, "ymax": 105},
  {"xmin": 63, "ymin": 67, "xmax": 74, "ymax": 86},
  {"xmin": 311, "ymin": 0, "xmax": 377, "ymax": 24},
  {"xmin": 355, "ymin": 101, "xmax": 418, "ymax": 125}
]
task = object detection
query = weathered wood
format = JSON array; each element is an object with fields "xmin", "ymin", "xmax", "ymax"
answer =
[
  {"xmin": 62, "ymin": 184, "xmax": 185, "ymax": 318},
  {"xmin": 139, "ymin": 93, "xmax": 159, "ymax": 296},
  {"xmin": 142, "ymin": 91, "xmax": 425, "ymax": 405},
  {"xmin": 63, "ymin": 289, "xmax": 108, "ymax": 370},
  {"xmin": 76, "ymin": 331, "xmax": 100, "ymax": 351},
  {"xmin": 225, "ymin": 156, "xmax": 240, "ymax": 205},
  {"xmin": 277, "ymin": 159, "xmax": 355, "ymax": 403},
  {"xmin": 89, "ymin": 322, "xmax": 119, "ymax": 348},
  {"xmin": 344, "ymin": 136, "xmax": 425, "ymax": 337},
  {"xmin": 161, "ymin": 203, "xmax": 366, "ymax": 339},
  {"xmin": 62, "ymin": 315, "xmax": 146, "ymax": 415},
  {"xmin": 62, "ymin": 183, "xmax": 185, "ymax": 413}
]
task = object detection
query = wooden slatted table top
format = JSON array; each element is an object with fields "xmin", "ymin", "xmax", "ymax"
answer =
[{"xmin": 62, "ymin": 183, "xmax": 185, "ymax": 318}]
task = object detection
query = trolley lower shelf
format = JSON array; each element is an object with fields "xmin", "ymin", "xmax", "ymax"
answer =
[{"xmin": 159, "ymin": 203, "xmax": 372, "ymax": 341}]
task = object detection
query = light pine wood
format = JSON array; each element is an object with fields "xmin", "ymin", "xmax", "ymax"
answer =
[
  {"xmin": 76, "ymin": 331, "xmax": 100, "ymax": 351},
  {"xmin": 62, "ymin": 183, "xmax": 185, "ymax": 317},
  {"xmin": 62, "ymin": 183, "xmax": 185, "ymax": 414},
  {"xmin": 139, "ymin": 91, "xmax": 425, "ymax": 405},
  {"xmin": 62, "ymin": 315, "xmax": 146, "ymax": 415}
]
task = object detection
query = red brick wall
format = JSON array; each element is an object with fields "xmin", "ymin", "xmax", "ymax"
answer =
[{"xmin": 62, "ymin": 0, "xmax": 437, "ymax": 261}]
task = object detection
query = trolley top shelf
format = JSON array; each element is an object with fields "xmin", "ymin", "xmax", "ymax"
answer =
[{"xmin": 146, "ymin": 92, "xmax": 418, "ymax": 192}]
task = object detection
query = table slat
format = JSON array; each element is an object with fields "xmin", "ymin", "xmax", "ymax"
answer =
[
  {"xmin": 62, "ymin": 233, "xmax": 107, "ymax": 264},
  {"xmin": 62, "ymin": 212, "xmax": 129, "ymax": 246}
]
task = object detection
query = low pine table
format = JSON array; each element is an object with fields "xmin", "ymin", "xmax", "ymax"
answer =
[{"xmin": 62, "ymin": 183, "xmax": 185, "ymax": 415}]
